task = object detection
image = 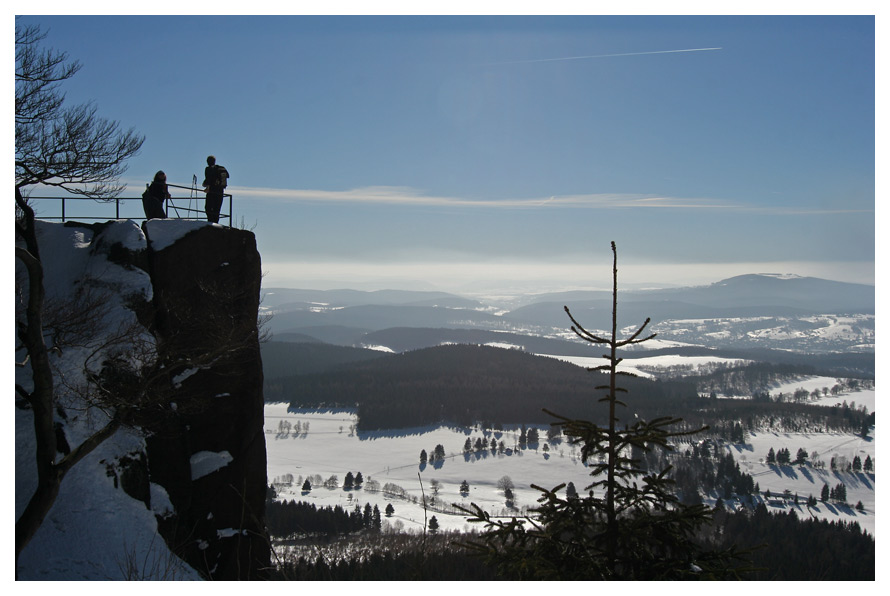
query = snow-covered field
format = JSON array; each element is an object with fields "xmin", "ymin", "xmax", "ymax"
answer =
[
  {"xmin": 771, "ymin": 376, "xmax": 876, "ymax": 413},
  {"xmin": 265, "ymin": 389, "xmax": 877, "ymax": 537},
  {"xmin": 265, "ymin": 404, "xmax": 603, "ymax": 534},
  {"xmin": 729, "ymin": 429, "xmax": 875, "ymax": 536},
  {"xmin": 536, "ymin": 352, "xmax": 751, "ymax": 378}
]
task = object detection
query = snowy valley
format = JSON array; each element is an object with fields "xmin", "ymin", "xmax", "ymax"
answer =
[
  {"xmin": 265, "ymin": 372, "xmax": 876, "ymax": 537},
  {"xmin": 259, "ymin": 275, "xmax": 875, "ymax": 579}
]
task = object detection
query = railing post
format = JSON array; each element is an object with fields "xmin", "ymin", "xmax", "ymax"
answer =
[
  {"xmin": 116, "ymin": 197, "xmax": 120, "ymax": 219},
  {"xmin": 61, "ymin": 197, "xmax": 65, "ymax": 222},
  {"xmin": 228, "ymin": 194, "xmax": 233, "ymax": 228}
]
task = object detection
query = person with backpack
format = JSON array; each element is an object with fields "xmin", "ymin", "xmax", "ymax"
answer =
[
  {"xmin": 202, "ymin": 155, "xmax": 229, "ymax": 224},
  {"xmin": 142, "ymin": 170, "xmax": 170, "ymax": 220}
]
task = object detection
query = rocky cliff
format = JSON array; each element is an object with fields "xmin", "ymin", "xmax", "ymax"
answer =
[
  {"xmin": 15, "ymin": 219, "xmax": 269, "ymax": 580},
  {"xmin": 141, "ymin": 220, "xmax": 269, "ymax": 580}
]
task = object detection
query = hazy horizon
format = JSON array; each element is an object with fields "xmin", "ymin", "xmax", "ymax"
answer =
[{"xmin": 259, "ymin": 258, "xmax": 876, "ymax": 295}]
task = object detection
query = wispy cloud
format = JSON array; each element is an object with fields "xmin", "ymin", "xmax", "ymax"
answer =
[
  {"xmin": 237, "ymin": 185, "xmax": 719, "ymax": 209},
  {"xmin": 231, "ymin": 185, "xmax": 870, "ymax": 215},
  {"xmin": 483, "ymin": 47, "xmax": 723, "ymax": 67}
]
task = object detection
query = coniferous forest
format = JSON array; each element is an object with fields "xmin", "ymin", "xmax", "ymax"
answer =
[{"xmin": 267, "ymin": 505, "xmax": 874, "ymax": 581}]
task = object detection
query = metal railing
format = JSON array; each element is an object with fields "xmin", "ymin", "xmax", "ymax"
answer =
[{"xmin": 24, "ymin": 182, "xmax": 234, "ymax": 227}]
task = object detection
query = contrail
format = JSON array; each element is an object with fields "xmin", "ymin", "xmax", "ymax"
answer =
[{"xmin": 485, "ymin": 47, "xmax": 722, "ymax": 66}]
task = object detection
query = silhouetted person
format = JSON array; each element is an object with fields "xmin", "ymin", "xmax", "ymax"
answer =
[
  {"xmin": 202, "ymin": 155, "xmax": 229, "ymax": 224},
  {"xmin": 142, "ymin": 170, "xmax": 170, "ymax": 219}
]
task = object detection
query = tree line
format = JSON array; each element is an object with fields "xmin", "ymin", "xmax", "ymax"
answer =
[
  {"xmin": 708, "ymin": 503, "xmax": 874, "ymax": 580},
  {"xmin": 267, "ymin": 499, "xmax": 383, "ymax": 538},
  {"xmin": 267, "ymin": 504, "xmax": 875, "ymax": 581},
  {"xmin": 271, "ymin": 533, "xmax": 501, "ymax": 580},
  {"xmin": 684, "ymin": 395, "xmax": 873, "ymax": 439}
]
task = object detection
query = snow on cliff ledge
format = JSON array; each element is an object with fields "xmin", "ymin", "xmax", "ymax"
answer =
[{"xmin": 144, "ymin": 219, "xmax": 222, "ymax": 251}]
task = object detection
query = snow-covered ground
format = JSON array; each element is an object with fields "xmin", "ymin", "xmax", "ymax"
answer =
[
  {"xmin": 16, "ymin": 220, "xmax": 203, "ymax": 580},
  {"xmin": 536, "ymin": 352, "xmax": 750, "ymax": 378},
  {"xmin": 265, "ymin": 396, "xmax": 876, "ymax": 537},
  {"xmin": 726, "ymin": 428, "xmax": 875, "ymax": 536},
  {"xmin": 15, "ymin": 410, "xmax": 202, "ymax": 580},
  {"xmin": 647, "ymin": 313, "xmax": 874, "ymax": 353},
  {"xmin": 265, "ymin": 405, "xmax": 602, "ymax": 534},
  {"xmin": 770, "ymin": 376, "xmax": 875, "ymax": 413}
]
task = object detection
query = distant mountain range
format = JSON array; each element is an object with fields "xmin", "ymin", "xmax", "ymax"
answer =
[
  {"xmin": 504, "ymin": 274, "xmax": 874, "ymax": 327},
  {"xmin": 260, "ymin": 274, "xmax": 874, "ymax": 356}
]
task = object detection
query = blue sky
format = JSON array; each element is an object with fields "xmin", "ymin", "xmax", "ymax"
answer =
[{"xmin": 16, "ymin": 13, "xmax": 876, "ymax": 292}]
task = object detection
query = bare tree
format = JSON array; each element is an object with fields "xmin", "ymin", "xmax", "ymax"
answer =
[
  {"xmin": 496, "ymin": 475, "xmax": 514, "ymax": 493},
  {"xmin": 16, "ymin": 24, "xmax": 144, "ymax": 200},
  {"xmin": 14, "ymin": 23, "xmax": 144, "ymax": 570}
]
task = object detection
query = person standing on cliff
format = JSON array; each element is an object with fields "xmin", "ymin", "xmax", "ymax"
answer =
[
  {"xmin": 202, "ymin": 155, "xmax": 229, "ymax": 224},
  {"xmin": 142, "ymin": 170, "xmax": 170, "ymax": 219}
]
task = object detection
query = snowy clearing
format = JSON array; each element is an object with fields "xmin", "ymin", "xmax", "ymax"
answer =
[
  {"xmin": 727, "ymin": 429, "xmax": 875, "ymax": 536},
  {"xmin": 265, "ymin": 405, "xmax": 876, "ymax": 537},
  {"xmin": 536, "ymin": 352, "xmax": 751, "ymax": 379},
  {"xmin": 265, "ymin": 405, "xmax": 601, "ymax": 534}
]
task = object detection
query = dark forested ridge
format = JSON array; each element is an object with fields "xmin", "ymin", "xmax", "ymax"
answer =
[
  {"xmin": 264, "ymin": 343, "xmax": 871, "ymax": 435},
  {"xmin": 262, "ymin": 340, "xmax": 387, "ymax": 377},
  {"xmin": 358, "ymin": 326, "xmax": 592, "ymax": 355},
  {"xmin": 265, "ymin": 327, "xmax": 874, "ymax": 380},
  {"xmin": 268, "ymin": 343, "xmax": 698, "ymax": 430},
  {"xmin": 266, "ymin": 304, "xmax": 506, "ymax": 337}
]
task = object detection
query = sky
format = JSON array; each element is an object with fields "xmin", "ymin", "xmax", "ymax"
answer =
[{"xmin": 14, "ymin": 9, "xmax": 877, "ymax": 294}]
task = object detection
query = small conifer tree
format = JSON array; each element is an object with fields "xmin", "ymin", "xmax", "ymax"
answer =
[{"xmin": 458, "ymin": 242, "xmax": 746, "ymax": 579}]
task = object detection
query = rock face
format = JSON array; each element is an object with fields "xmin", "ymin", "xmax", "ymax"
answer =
[
  {"xmin": 17, "ymin": 219, "xmax": 269, "ymax": 580},
  {"xmin": 140, "ymin": 221, "xmax": 269, "ymax": 580}
]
